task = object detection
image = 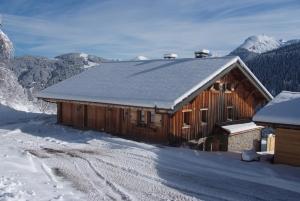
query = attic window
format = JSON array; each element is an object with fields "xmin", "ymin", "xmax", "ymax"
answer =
[
  {"xmin": 227, "ymin": 106, "xmax": 233, "ymax": 121},
  {"xmin": 225, "ymin": 83, "xmax": 233, "ymax": 92},
  {"xmin": 213, "ymin": 83, "xmax": 220, "ymax": 91},
  {"xmin": 182, "ymin": 110, "xmax": 192, "ymax": 128},
  {"xmin": 200, "ymin": 108, "xmax": 208, "ymax": 124}
]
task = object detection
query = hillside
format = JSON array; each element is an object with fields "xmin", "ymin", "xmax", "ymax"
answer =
[
  {"xmin": 6, "ymin": 53, "xmax": 106, "ymax": 101},
  {"xmin": 0, "ymin": 28, "xmax": 108, "ymax": 112},
  {"xmin": 230, "ymin": 35, "xmax": 300, "ymax": 95},
  {"xmin": 246, "ymin": 42, "xmax": 300, "ymax": 95}
]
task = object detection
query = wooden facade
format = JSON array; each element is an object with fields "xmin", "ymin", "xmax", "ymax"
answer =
[
  {"xmin": 54, "ymin": 66, "xmax": 268, "ymax": 144},
  {"xmin": 168, "ymin": 67, "xmax": 266, "ymax": 143},
  {"xmin": 274, "ymin": 128, "xmax": 300, "ymax": 166},
  {"xmin": 58, "ymin": 102, "xmax": 170, "ymax": 143}
]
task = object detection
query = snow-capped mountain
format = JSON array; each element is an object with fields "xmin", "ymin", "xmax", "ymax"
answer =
[
  {"xmin": 230, "ymin": 35, "xmax": 300, "ymax": 95},
  {"xmin": 230, "ymin": 35, "xmax": 300, "ymax": 61},
  {"xmin": 132, "ymin": 55, "xmax": 149, "ymax": 61},
  {"xmin": 7, "ymin": 53, "xmax": 106, "ymax": 101},
  {"xmin": 0, "ymin": 29, "xmax": 13, "ymax": 60},
  {"xmin": 0, "ymin": 28, "xmax": 108, "ymax": 111},
  {"xmin": 236, "ymin": 35, "xmax": 282, "ymax": 54},
  {"xmin": 0, "ymin": 62, "xmax": 33, "ymax": 111}
]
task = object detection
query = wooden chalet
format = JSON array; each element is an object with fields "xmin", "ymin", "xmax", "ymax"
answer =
[
  {"xmin": 253, "ymin": 91, "xmax": 300, "ymax": 166},
  {"xmin": 37, "ymin": 56, "xmax": 272, "ymax": 147}
]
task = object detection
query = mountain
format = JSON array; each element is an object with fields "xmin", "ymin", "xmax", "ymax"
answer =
[
  {"xmin": 0, "ymin": 29, "xmax": 13, "ymax": 60},
  {"xmin": 235, "ymin": 35, "xmax": 282, "ymax": 53},
  {"xmin": 245, "ymin": 42, "xmax": 300, "ymax": 95},
  {"xmin": 6, "ymin": 53, "xmax": 106, "ymax": 101},
  {"xmin": 230, "ymin": 35, "xmax": 300, "ymax": 95},
  {"xmin": 0, "ymin": 28, "xmax": 108, "ymax": 111},
  {"xmin": 0, "ymin": 29, "xmax": 32, "ymax": 111},
  {"xmin": 132, "ymin": 55, "xmax": 149, "ymax": 61},
  {"xmin": 0, "ymin": 62, "xmax": 34, "ymax": 111}
]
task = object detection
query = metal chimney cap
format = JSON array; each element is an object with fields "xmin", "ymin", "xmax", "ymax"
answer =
[
  {"xmin": 195, "ymin": 49, "xmax": 210, "ymax": 54},
  {"xmin": 195, "ymin": 49, "xmax": 210, "ymax": 58}
]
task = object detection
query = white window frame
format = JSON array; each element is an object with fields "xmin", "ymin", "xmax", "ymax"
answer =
[
  {"xmin": 200, "ymin": 108, "xmax": 208, "ymax": 125},
  {"xmin": 182, "ymin": 109, "xmax": 192, "ymax": 128},
  {"xmin": 227, "ymin": 106, "xmax": 233, "ymax": 121}
]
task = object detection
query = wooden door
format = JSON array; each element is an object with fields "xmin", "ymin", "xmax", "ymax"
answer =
[
  {"xmin": 86, "ymin": 105, "xmax": 96, "ymax": 129},
  {"xmin": 106, "ymin": 108, "xmax": 119, "ymax": 134},
  {"xmin": 61, "ymin": 102, "xmax": 72, "ymax": 125},
  {"xmin": 96, "ymin": 106, "xmax": 106, "ymax": 131},
  {"xmin": 72, "ymin": 104, "xmax": 85, "ymax": 129}
]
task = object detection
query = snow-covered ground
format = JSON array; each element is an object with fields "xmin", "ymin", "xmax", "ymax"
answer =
[{"xmin": 1, "ymin": 105, "xmax": 300, "ymax": 201}]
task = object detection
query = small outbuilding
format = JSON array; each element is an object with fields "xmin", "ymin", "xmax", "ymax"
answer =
[{"xmin": 253, "ymin": 91, "xmax": 300, "ymax": 166}]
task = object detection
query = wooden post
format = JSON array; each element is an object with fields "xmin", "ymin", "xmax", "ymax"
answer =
[{"xmin": 57, "ymin": 102, "xmax": 62, "ymax": 123}]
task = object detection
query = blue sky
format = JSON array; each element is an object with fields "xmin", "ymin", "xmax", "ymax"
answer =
[{"xmin": 0, "ymin": 0, "xmax": 300, "ymax": 59}]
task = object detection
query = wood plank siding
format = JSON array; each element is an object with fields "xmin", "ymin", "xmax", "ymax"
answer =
[
  {"xmin": 59, "ymin": 102, "xmax": 170, "ymax": 143},
  {"xmin": 57, "ymin": 67, "xmax": 267, "ymax": 144},
  {"xmin": 274, "ymin": 128, "xmax": 300, "ymax": 166},
  {"xmin": 169, "ymin": 67, "xmax": 266, "ymax": 143}
]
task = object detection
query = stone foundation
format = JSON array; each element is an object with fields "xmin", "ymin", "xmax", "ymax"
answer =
[{"xmin": 227, "ymin": 129, "xmax": 261, "ymax": 153}]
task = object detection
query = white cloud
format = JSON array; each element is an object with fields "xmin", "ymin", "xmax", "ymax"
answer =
[{"xmin": 1, "ymin": 0, "xmax": 300, "ymax": 59}]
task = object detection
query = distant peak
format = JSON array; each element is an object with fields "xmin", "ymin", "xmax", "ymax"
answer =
[
  {"xmin": 239, "ymin": 35, "xmax": 282, "ymax": 54},
  {"xmin": 0, "ymin": 28, "xmax": 14, "ymax": 60},
  {"xmin": 132, "ymin": 55, "xmax": 149, "ymax": 61}
]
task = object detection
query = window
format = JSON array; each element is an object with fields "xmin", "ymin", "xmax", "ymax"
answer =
[
  {"xmin": 213, "ymin": 83, "xmax": 220, "ymax": 91},
  {"xmin": 200, "ymin": 108, "xmax": 208, "ymax": 124},
  {"xmin": 148, "ymin": 111, "xmax": 155, "ymax": 124},
  {"xmin": 121, "ymin": 109, "xmax": 126, "ymax": 121},
  {"xmin": 146, "ymin": 111, "xmax": 155, "ymax": 125},
  {"xmin": 183, "ymin": 110, "xmax": 192, "ymax": 127},
  {"xmin": 227, "ymin": 106, "xmax": 233, "ymax": 121},
  {"xmin": 137, "ymin": 110, "xmax": 146, "ymax": 124},
  {"xmin": 224, "ymin": 83, "xmax": 233, "ymax": 93}
]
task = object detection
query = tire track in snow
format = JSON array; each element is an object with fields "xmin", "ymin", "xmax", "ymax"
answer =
[
  {"xmin": 42, "ymin": 147, "xmax": 134, "ymax": 201},
  {"xmin": 74, "ymin": 154, "xmax": 134, "ymax": 201}
]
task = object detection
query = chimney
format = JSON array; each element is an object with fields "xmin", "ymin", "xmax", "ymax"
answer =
[
  {"xmin": 195, "ymin": 49, "xmax": 210, "ymax": 58},
  {"xmin": 164, "ymin": 53, "xmax": 178, "ymax": 59}
]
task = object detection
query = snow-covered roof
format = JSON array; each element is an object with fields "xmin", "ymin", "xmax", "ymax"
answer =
[
  {"xmin": 253, "ymin": 91, "xmax": 300, "ymax": 126},
  {"xmin": 222, "ymin": 122, "xmax": 263, "ymax": 134},
  {"xmin": 37, "ymin": 56, "xmax": 272, "ymax": 110}
]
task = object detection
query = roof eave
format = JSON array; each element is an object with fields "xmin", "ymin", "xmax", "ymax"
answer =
[{"xmin": 254, "ymin": 121, "xmax": 300, "ymax": 130}]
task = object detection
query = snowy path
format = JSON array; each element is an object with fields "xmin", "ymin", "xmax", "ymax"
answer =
[{"xmin": 0, "ymin": 110, "xmax": 300, "ymax": 200}]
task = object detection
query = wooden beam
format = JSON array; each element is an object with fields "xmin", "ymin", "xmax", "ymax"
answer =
[{"xmin": 40, "ymin": 98, "xmax": 171, "ymax": 114}]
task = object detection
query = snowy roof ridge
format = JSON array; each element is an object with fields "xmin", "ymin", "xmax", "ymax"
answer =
[{"xmin": 37, "ymin": 56, "xmax": 272, "ymax": 110}]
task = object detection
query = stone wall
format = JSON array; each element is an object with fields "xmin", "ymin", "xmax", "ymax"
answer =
[{"xmin": 227, "ymin": 129, "xmax": 261, "ymax": 153}]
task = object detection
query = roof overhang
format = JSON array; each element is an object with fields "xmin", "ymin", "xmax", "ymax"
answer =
[
  {"xmin": 254, "ymin": 121, "xmax": 300, "ymax": 130},
  {"xmin": 40, "ymin": 97, "xmax": 172, "ymax": 114}
]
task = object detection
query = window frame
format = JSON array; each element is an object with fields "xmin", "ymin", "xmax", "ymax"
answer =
[
  {"xmin": 137, "ymin": 110, "xmax": 146, "ymax": 125},
  {"xmin": 182, "ymin": 109, "xmax": 192, "ymax": 128},
  {"xmin": 150, "ymin": 111, "xmax": 155, "ymax": 124},
  {"xmin": 227, "ymin": 106, "xmax": 234, "ymax": 121},
  {"xmin": 200, "ymin": 108, "xmax": 208, "ymax": 125}
]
